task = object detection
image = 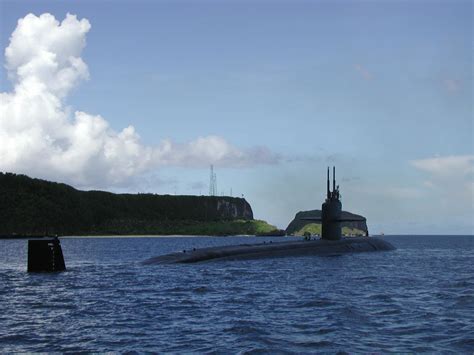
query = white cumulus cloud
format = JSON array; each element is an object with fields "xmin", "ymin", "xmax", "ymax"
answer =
[
  {"xmin": 155, "ymin": 136, "xmax": 280, "ymax": 168},
  {"xmin": 411, "ymin": 155, "xmax": 474, "ymax": 179},
  {"xmin": 0, "ymin": 13, "xmax": 279, "ymax": 187},
  {"xmin": 411, "ymin": 155, "xmax": 474, "ymax": 200}
]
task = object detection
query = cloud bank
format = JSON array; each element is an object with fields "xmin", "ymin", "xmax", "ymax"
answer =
[
  {"xmin": 0, "ymin": 13, "xmax": 279, "ymax": 187},
  {"xmin": 411, "ymin": 155, "xmax": 474, "ymax": 178},
  {"xmin": 411, "ymin": 155, "xmax": 474, "ymax": 199}
]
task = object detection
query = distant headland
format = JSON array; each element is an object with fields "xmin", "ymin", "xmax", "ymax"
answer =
[
  {"xmin": 0, "ymin": 172, "xmax": 279, "ymax": 237},
  {"xmin": 286, "ymin": 210, "xmax": 368, "ymax": 236}
]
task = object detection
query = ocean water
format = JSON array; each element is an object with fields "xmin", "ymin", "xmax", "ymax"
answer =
[{"xmin": 0, "ymin": 235, "xmax": 473, "ymax": 353}]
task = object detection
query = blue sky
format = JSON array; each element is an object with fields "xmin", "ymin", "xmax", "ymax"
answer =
[{"xmin": 1, "ymin": 0, "xmax": 472, "ymax": 234}]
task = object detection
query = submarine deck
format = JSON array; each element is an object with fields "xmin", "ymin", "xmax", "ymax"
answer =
[{"xmin": 143, "ymin": 237, "xmax": 395, "ymax": 264}]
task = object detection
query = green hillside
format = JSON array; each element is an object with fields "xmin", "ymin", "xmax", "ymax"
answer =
[
  {"xmin": 293, "ymin": 223, "xmax": 366, "ymax": 237},
  {"xmin": 0, "ymin": 172, "xmax": 278, "ymax": 236},
  {"xmin": 286, "ymin": 209, "xmax": 368, "ymax": 236}
]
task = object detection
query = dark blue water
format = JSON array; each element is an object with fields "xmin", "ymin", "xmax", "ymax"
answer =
[{"xmin": 0, "ymin": 235, "xmax": 473, "ymax": 353}]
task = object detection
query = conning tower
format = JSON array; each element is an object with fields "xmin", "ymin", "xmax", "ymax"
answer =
[
  {"xmin": 303, "ymin": 167, "xmax": 366, "ymax": 240},
  {"xmin": 322, "ymin": 166, "xmax": 342, "ymax": 240}
]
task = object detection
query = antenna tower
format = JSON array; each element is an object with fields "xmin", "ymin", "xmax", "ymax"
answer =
[{"xmin": 209, "ymin": 165, "xmax": 217, "ymax": 196}]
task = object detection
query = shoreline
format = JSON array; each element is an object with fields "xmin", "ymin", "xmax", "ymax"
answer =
[{"xmin": 0, "ymin": 234, "xmax": 290, "ymax": 239}]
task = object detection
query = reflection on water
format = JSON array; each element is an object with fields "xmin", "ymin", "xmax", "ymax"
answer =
[{"xmin": 0, "ymin": 235, "xmax": 473, "ymax": 352}]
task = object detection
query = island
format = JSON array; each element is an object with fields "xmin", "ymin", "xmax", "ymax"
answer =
[
  {"xmin": 286, "ymin": 209, "xmax": 368, "ymax": 236},
  {"xmin": 0, "ymin": 172, "xmax": 279, "ymax": 237}
]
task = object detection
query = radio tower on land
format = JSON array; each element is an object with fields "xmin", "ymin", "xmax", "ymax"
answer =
[{"xmin": 209, "ymin": 165, "xmax": 217, "ymax": 196}]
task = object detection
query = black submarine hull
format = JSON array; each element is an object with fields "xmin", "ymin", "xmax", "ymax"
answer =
[{"xmin": 143, "ymin": 237, "xmax": 395, "ymax": 264}]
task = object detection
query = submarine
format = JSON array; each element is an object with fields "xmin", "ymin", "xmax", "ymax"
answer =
[{"xmin": 143, "ymin": 167, "xmax": 395, "ymax": 265}]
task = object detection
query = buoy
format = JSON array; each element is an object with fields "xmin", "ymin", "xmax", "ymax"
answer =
[{"xmin": 27, "ymin": 237, "xmax": 66, "ymax": 272}]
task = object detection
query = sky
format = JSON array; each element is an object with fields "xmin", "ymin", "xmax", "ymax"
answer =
[{"xmin": 0, "ymin": 0, "xmax": 472, "ymax": 234}]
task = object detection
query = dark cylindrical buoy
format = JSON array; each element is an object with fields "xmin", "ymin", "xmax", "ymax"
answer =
[{"xmin": 27, "ymin": 238, "xmax": 66, "ymax": 272}]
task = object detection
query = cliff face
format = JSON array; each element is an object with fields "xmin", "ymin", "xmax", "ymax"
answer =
[
  {"xmin": 216, "ymin": 198, "xmax": 253, "ymax": 219},
  {"xmin": 0, "ymin": 172, "xmax": 253, "ymax": 236},
  {"xmin": 285, "ymin": 209, "xmax": 368, "ymax": 235}
]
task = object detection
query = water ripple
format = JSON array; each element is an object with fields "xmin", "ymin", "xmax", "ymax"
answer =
[{"xmin": 0, "ymin": 235, "xmax": 473, "ymax": 352}]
